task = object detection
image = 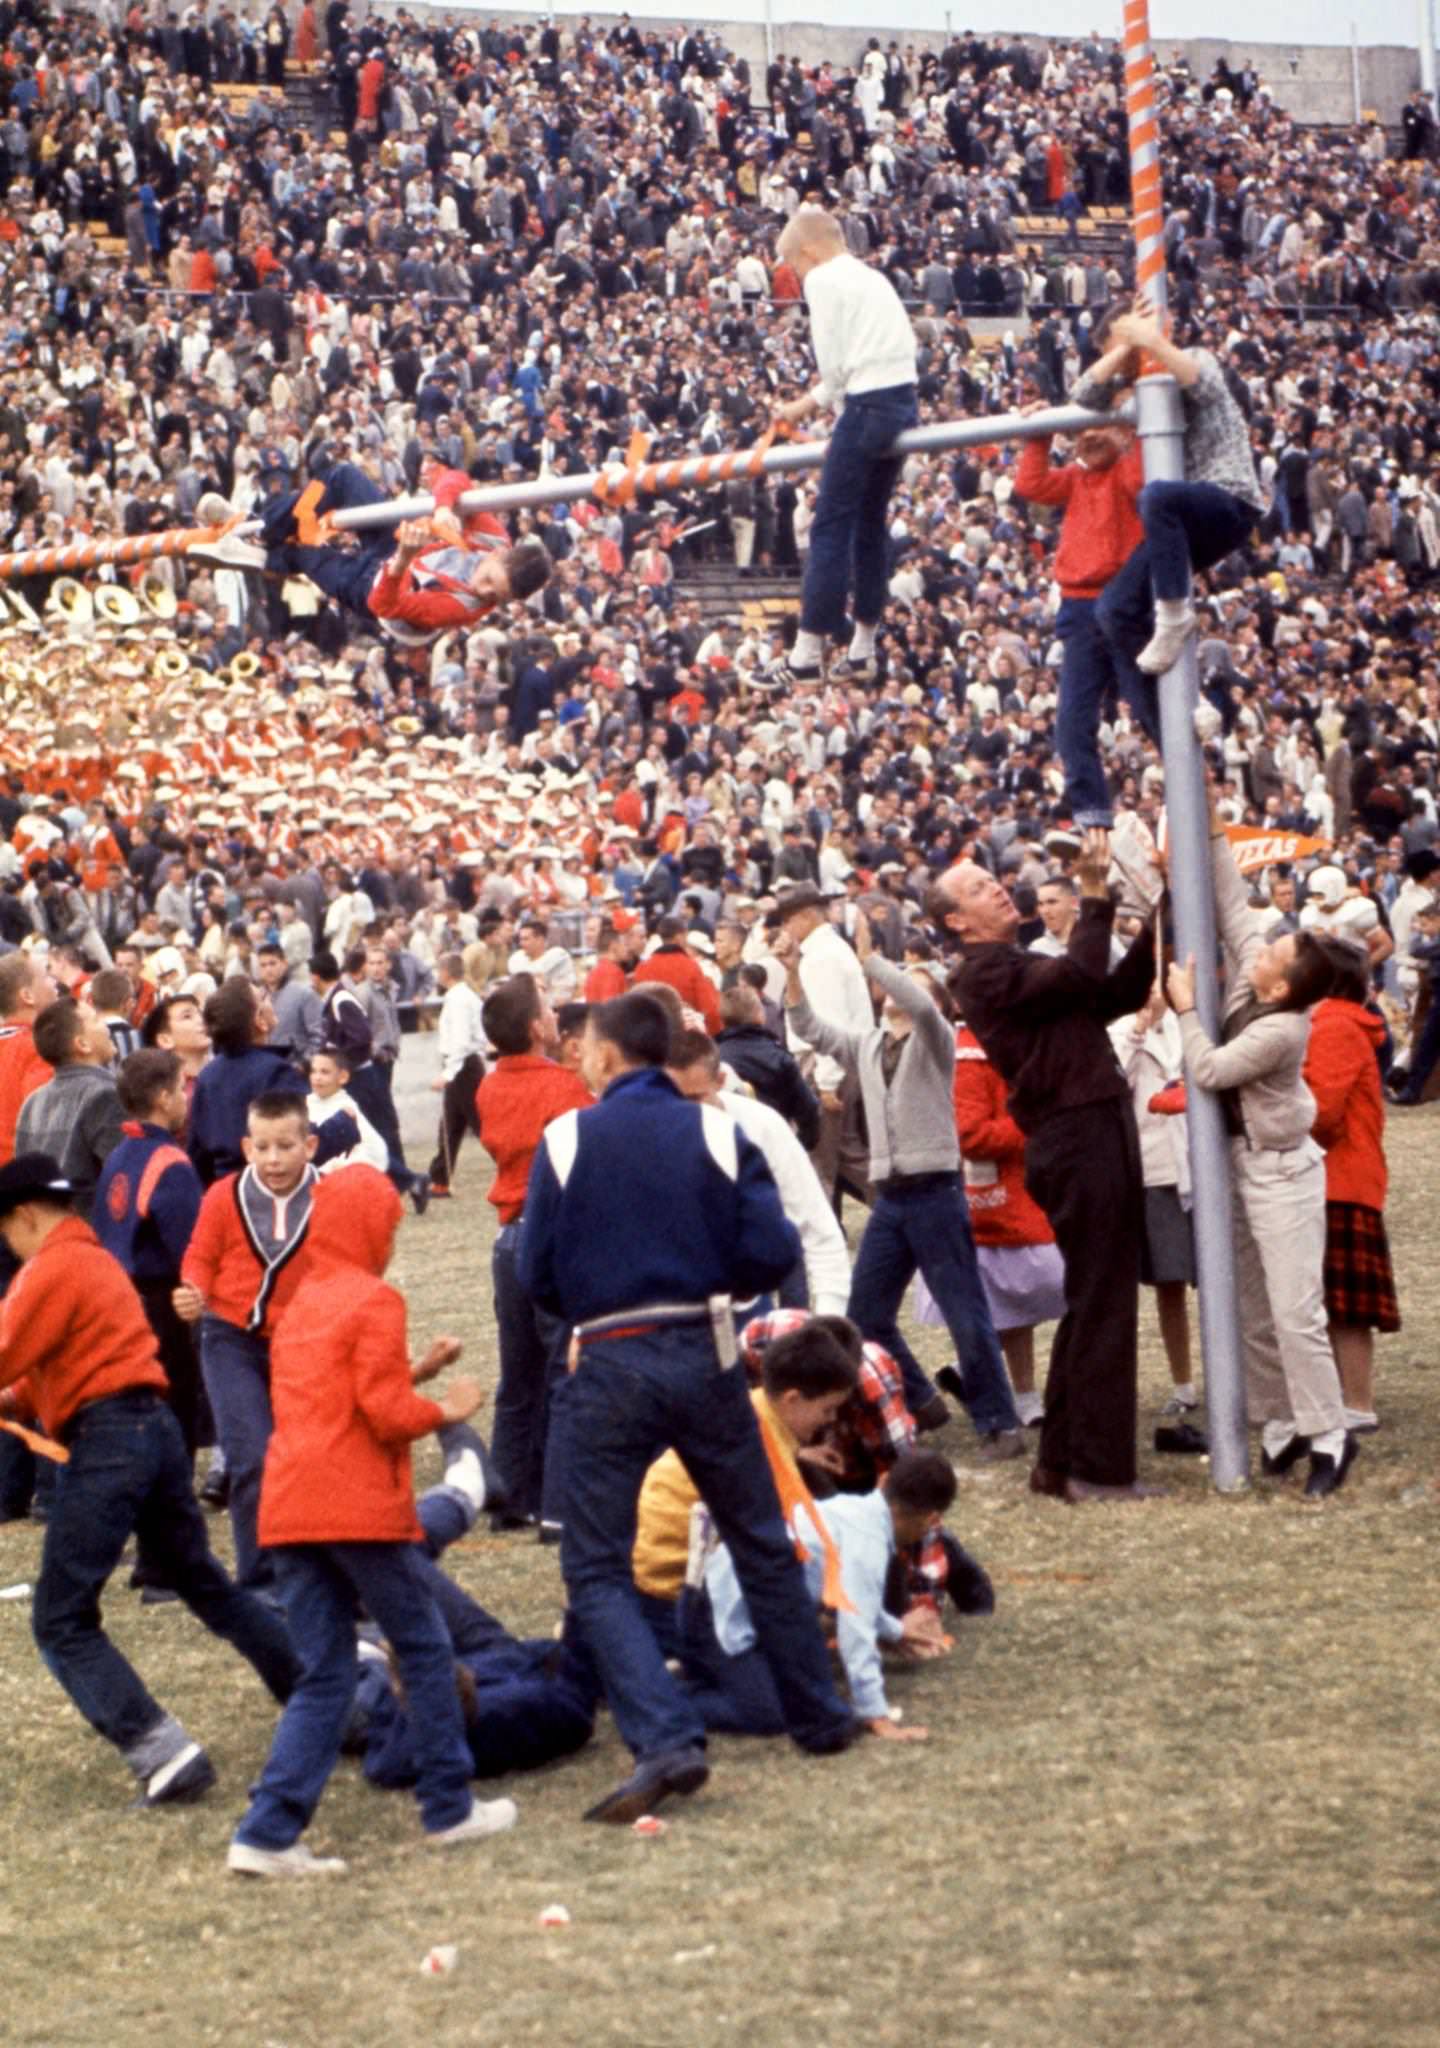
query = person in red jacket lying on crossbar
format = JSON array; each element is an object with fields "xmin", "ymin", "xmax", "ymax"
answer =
[{"xmin": 191, "ymin": 460, "xmax": 552, "ymax": 651}]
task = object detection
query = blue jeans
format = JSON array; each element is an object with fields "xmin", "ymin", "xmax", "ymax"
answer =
[
  {"xmin": 1096, "ymin": 481, "xmax": 1256, "ymax": 736},
  {"xmin": 491, "ymin": 1223, "xmax": 570, "ymax": 1523},
  {"xmin": 800, "ymin": 384, "xmax": 918, "ymax": 638},
  {"xmin": 235, "ymin": 1541, "xmax": 474, "ymax": 1848},
  {"xmin": 264, "ymin": 462, "xmax": 395, "ymax": 615},
  {"xmin": 346, "ymin": 1059, "xmax": 419, "ymax": 1195},
  {"xmin": 848, "ymin": 1176, "xmax": 1020, "ymax": 1434},
  {"xmin": 551, "ymin": 1324, "xmax": 851, "ymax": 1761},
  {"xmin": 675, "ymin": 1585, "xmax": 786, "ymax": 1736},
  {"xmin": 198, "ymin": 1316, "xmax": 273, "ymax": 1589},
  {"xmin": 33, "ymin": 1392, "xmax": 295, "ymax": 1755},
  {"xmin": 412, "ymin": 1487, "xmax": 509, "ymax": 1656},
  {"xmin": 1054, "ymin": 596, "xmax": 1132, "ymax": 828}
]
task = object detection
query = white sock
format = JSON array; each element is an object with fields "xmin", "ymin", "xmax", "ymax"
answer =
[
  {"xmin": 791, "ymin": 630, "xmax": 825, "ymax": 668},
  {"xmin": 444, "ymin": 1449, "xmax": 487, "ymax": 1515},
  {"xmin": 848, "ymin": 621, "xmax": 877, "ymax": 660},
  {"xmin": 1309, "ymin": 1426, "xmax": 1348, "ymax": 1463},
  {"xmin": 1171, "ymin": 1382, "xmax": 1196, "ymax": 1406},
  {"xmin": 1261, "ymin": 1419, "xmax": 1298, "ymax": 1459},
  {"xmin": 1153, "ymin": 597, "xmax": 1193, "ymax": 622}
]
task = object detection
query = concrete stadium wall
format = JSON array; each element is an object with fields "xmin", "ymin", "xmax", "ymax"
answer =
[{"xmin": 389, "ymin": 7, "xmax": 1423, "ymax": 127}]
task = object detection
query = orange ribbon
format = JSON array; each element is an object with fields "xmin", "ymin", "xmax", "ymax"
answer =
[
  {"xmin": 755, "ymin": 1411, "xmax": 855, "ymax": 1616},
  {"xmin": 0, "ymin": 1416, "xmax": 69, "ymax": 1465}
]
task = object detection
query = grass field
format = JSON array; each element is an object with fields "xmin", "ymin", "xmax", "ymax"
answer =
[{"xmin": 3, "ymin": 1059, "xmax": 1438, "ymax": 2048}]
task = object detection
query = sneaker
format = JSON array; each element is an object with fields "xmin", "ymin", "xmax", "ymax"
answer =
[
  {"xmin": 435, "ymin": 1421, "xmax": 488, "ymax": 1515},
  {"xmin": 427, "ymin": 1796, "xmax": 519, "ymax": 1847},
  {"xmin": 227, "ymin": 1838, "xmax": 348, "ymax": 1878},
  {"xmin": 187, "ymin": 530, "xmax": 267, "ymax": 571},
  {"xmin": 976, "ymin": 1427, "xmax": 1027, "ymax": 1463},
  {"xmin": 1136, "ymin": 603, "xmax": 1196, "ymax": 675},
  {"xmin": 1159, "ymin": 1389, "xmax": 1198, "ymax": 1417},
  {"xmin": 828, "ymin": 653, "xmax": 877, "ymax": 685},
  {"xmin": 763, "ymin": 656, "xmax": 823, "ymax": 690},
  {"xmin": 410, "ymin": 1173, "xmax": 432, "ymax": 1216},
  {"xmin": 1108, "ymin": 809, "xmax": 1165, "ymax": 914},
  {"xmin": 138, "ymin": 1741, "xmax": 216, "ymax": 1808}
]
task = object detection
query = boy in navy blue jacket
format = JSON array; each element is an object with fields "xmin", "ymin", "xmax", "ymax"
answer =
[
  {"xmin": 97, "ymin": 1050, "xmax": 205, "ymax": 1453},
  {"xmin": 96, "ymin": 1049, "xmax": 208, "ymax": 1601}
]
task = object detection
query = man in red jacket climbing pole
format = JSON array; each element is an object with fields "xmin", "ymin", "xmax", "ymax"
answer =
[{"xmin": 191, "ymin": 461, "xmax": 552, "ymax": 650}]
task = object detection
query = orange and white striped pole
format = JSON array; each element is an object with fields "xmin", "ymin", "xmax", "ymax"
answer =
[
  {"xmin": 1122, "ymin": 0, "xmax": 1169, "ymax": 325},
  {"xmin": 1121, "ymin": 0, "xmax": 1247, "ymax": 1491}
]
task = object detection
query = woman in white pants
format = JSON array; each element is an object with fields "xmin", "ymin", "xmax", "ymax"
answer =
[{"xmin": 1166, "ymin": 827, "xmax": 1356, "ymax": 1498}]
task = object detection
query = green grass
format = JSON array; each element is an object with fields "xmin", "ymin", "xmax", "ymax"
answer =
[{"xmin": 3, "ymin": 1086, "xmax": 1438, "ymax": 2048}]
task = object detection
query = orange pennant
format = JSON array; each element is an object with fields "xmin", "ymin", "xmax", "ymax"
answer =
[{"xmin": 1223, "ymin": 826, "xmax": 1331, "ymax": 875}]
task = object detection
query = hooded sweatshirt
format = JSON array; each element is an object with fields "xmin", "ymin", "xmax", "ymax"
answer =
[
  {"xmin": 258, "ymin": 1165, "xmax": 445, "ymax": 1547},
  {"xmin": 1303, "ymin": 998, "xmax": 1388, "ymax": 1210}
]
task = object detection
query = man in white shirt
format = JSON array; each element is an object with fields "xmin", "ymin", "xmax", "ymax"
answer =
[
  {"xmin": 768, "ymin": 206, "xmax": 918, "ymax": 690},
  {"xmin": 666, "ymin": 1029, "xmax": 851, "ymax": 1317},
  {"xmin": 771, "ymin": 886, "xmax": 874, "ymax": 1216},
  {"xmin": 508, "ymin": 918, "xmax": 578, "ymax": 1004},
  {"xmin": 428, "ymin": 950, "xmax": 489, "ymax": 1195}
]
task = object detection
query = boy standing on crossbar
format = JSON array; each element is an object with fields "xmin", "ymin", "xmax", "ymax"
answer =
[{"xmin": 767, "ymin": 206, "xmax": 918, "ymax": 691}]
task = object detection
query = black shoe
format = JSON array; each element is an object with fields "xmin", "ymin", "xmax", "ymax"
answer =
[
  {"xmin": 488, "ymin": 1509, "xmax": 538, "ymax": 1533},
  {"xmin": 1154, "ymin": 1421, "xmax": 1209, "ymax": 1456},
  {"xmin": 582, "ymin": 1743, "xmax": 709, "ymax": 1824},
  {"xmin": 410, "ymin": 1174, "xmax": 432, "ymax": 1216},
  {"xmin": 1260, "ymin": 1433, "xmax": 1310, "ymax": 1478},
  {"xmin": 199, "ymin": 1464, "xmax": 230, "ymax": 1511},
  {"xmin": 913, "ymin": 1391, "xmax": 951, "ymax": 1434},
  {"xmin": 537, "ymin": 1521, "xmax": 563, "ymax": 1546},
  {"xmin": 797, "ymin": 1715, "xmax": 864, "ymax": 1757},
  {"xmin": 1304, "ymin": 1435, "xmax": 1358, "ymax": 1500},
  {"xmin": 140, "ymin": 1584, "xmax": 181, "ymax": 1606},
  {"xmin": 135, "ymin": 1742, "xmax": 217, "ymax": 1809}
]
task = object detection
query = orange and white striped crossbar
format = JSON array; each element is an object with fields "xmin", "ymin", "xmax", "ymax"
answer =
[{"xmin": 0, "ymin": 403, "xmax": 1124, "ymax": 586}]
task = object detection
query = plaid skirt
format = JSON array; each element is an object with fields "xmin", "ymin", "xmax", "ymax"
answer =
[{"xmin": 1323, "ymin": 1201, "xmax": 1401, "ymax": 1332}]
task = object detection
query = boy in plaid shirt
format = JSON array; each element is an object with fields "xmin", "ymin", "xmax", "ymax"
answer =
[{"xmin": 740, "ymin": 1310, "xmax": 993, "ymax": 1617}]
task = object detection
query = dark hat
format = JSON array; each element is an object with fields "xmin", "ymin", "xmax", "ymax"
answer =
[{"xmin": 0, "ymin": 1154, "xmax": 75, "ymax": 1219}]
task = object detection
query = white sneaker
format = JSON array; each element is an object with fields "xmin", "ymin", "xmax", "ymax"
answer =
[
  {"xmin": 1108, "ymin": 809, "xmax": 1165, "ymax": 913},
  {"xmin": 187, "ymin": 531, "xmax": 267, "ymax": 571},
  {"xmin": 427, "ymin": 1796, "xmax": 519, "ymax": 1847},
  {"xmin": 1136, "ymin": 603, "xmax": 1196, "ymax": 675},
  {"xmin": 227, "ymin": 1837, "xmax": 348, "ymax": 1878}
]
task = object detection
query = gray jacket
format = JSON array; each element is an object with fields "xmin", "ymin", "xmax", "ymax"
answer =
[
  {"xmin": 14, "ymin": 1063, "xmax": 125, "ymax": 1217},
  {"xmin": 1176, "ymin": 835, "xmax": 1314, "ymax": 1151},
  {"xmin": 787, "ymin": 954, "xmax": 958, "ymax": 1183},
  {"xmin": 268, "ymin": 976, "xmax": 324, "ymax": 1058}
]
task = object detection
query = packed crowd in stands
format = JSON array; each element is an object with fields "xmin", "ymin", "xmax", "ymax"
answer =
[{"xmin": 0, "ymin": 0, "xmax": 1432, "ymax": 1860}]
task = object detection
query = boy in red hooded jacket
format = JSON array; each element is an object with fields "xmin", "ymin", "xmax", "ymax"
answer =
[
  {"xmin": 1013, "ymin": 408, "xmax": 1143, "ymax": 833},
  {"xmin": 227, "ymin": 1165, "xmax": 518, "ymax": 1878}
]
